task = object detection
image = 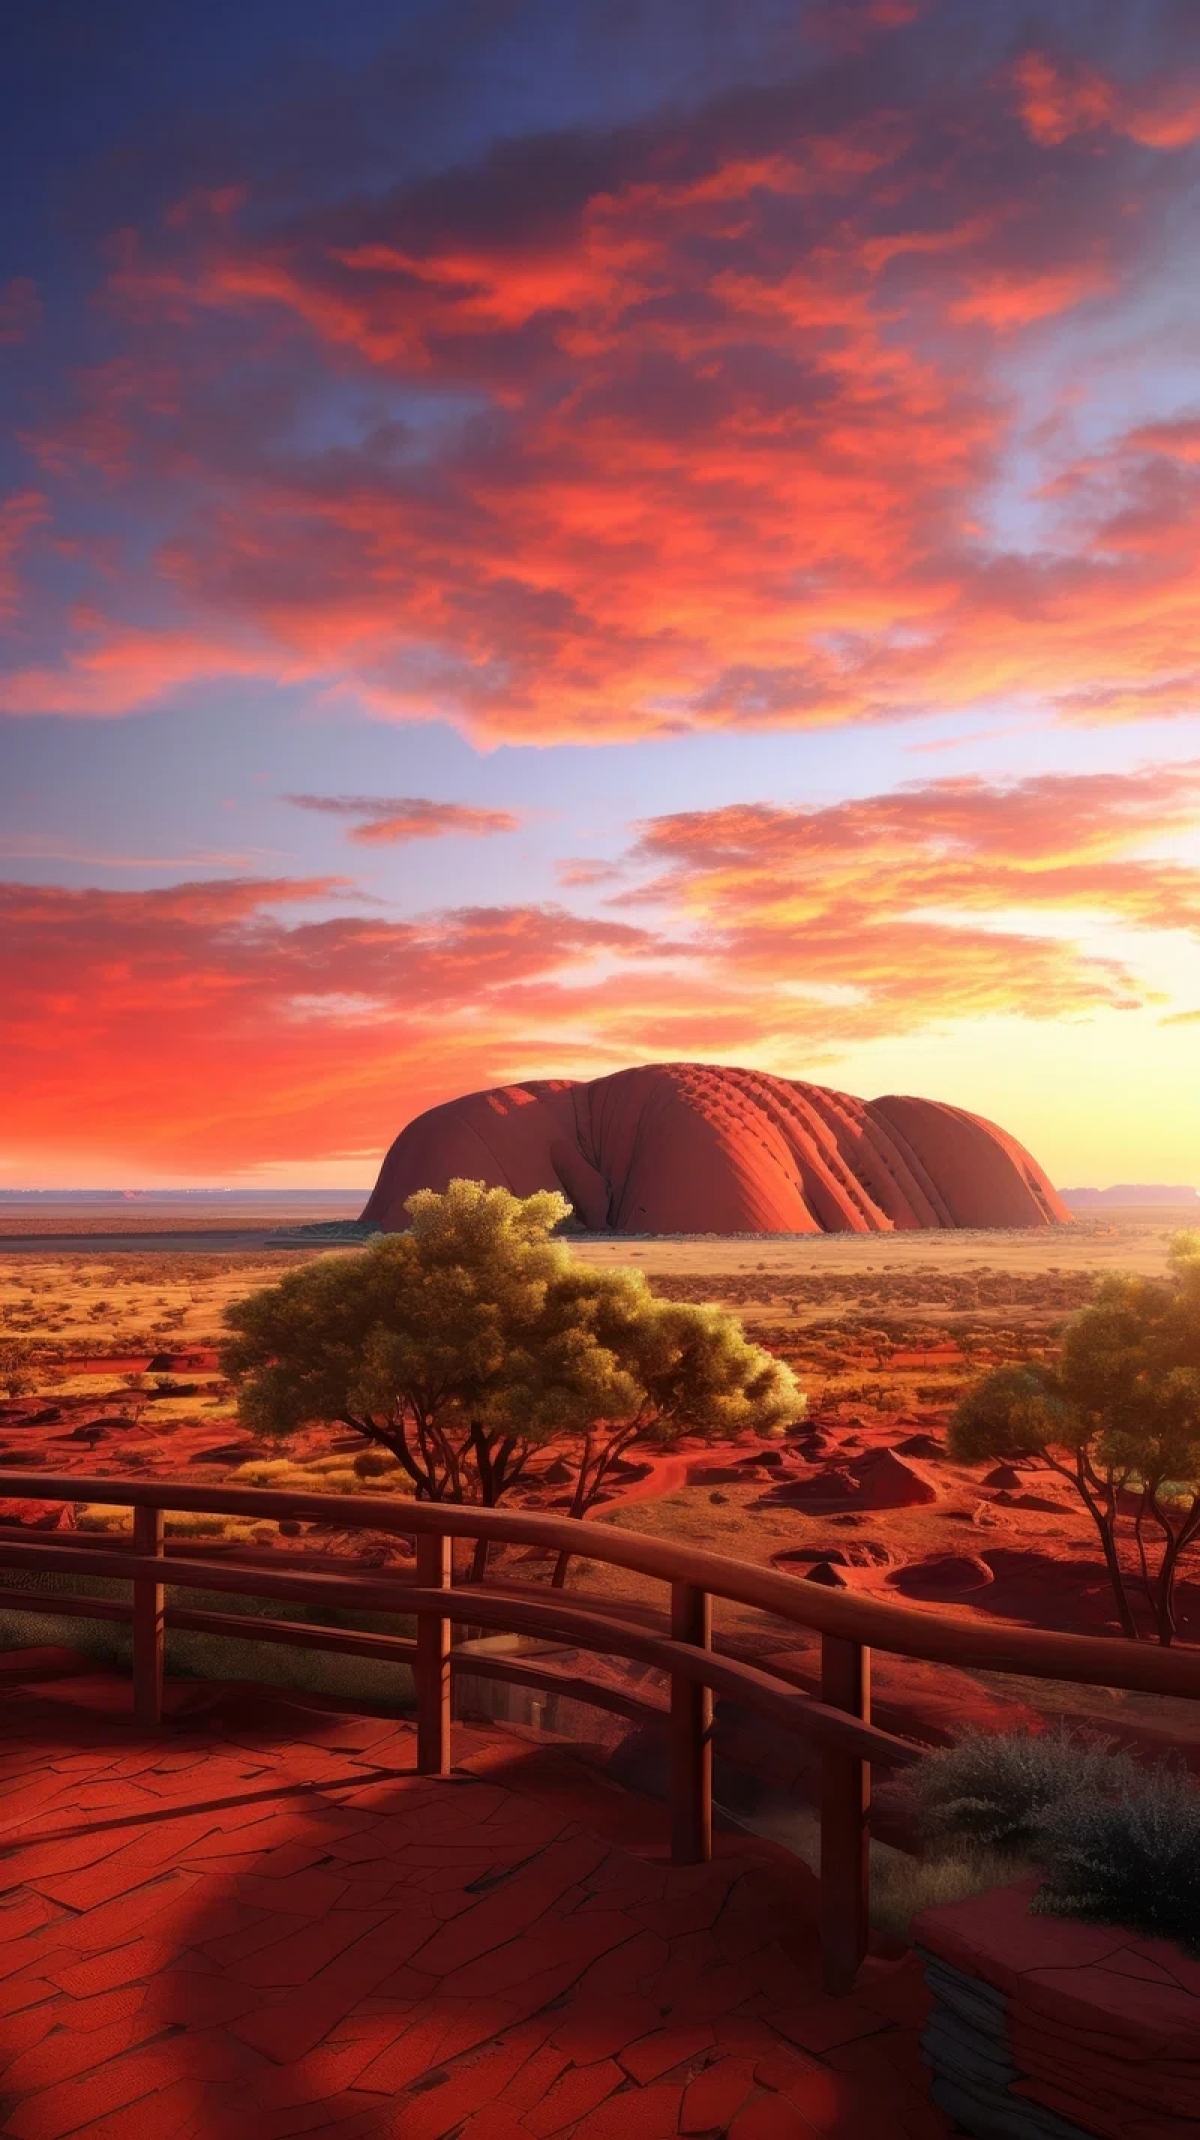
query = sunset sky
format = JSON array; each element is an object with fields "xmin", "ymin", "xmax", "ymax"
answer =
[{"xmin": 2, "ymin": 0, "xmax": 1199, "ymax": 1190}]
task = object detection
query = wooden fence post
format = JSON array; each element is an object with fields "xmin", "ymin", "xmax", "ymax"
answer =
[
  {"xmin": 132, "ymin": 1502, "xmax": 164, "ymax": 1727},
  {"xmin": 670, "ymin": 1580, "xmax": 712, "ymax": 1865},
  {"xmin": 820, "ymin": 1632, "xmax": 870, "ymax": 1995},
  {"xmin": 416, "ymin": 1529, "xmax": 452, "ymax": 1776}
]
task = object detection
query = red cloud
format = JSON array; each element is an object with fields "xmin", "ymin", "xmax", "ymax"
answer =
[
  {"xmin": 2, "ymin": 759, "xmax": 1195, "ymax": 1174},
  {"xmin": 0, "ymin": 492, "xmax": 48, "ymax": 622},
  {"xmin": 0, "ymin": 878, "xmax": 657, "ymax": 1171},
  {"xmin": 284, "ymin": 795, "xmax": 521, "ymax": 844},
  {"xmin": 6, "ymin": 25, "xmax": 1200, "ymax": 743},
  {"xmin": 1015, "ymin": 50, "xmax": 1200, "ymax": 151}
]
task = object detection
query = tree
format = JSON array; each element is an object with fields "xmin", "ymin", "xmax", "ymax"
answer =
[
  {"xmin": 222, "ymin": 1178, "xmax": 804, "ymax": 1586},
  {"xmin": 0, "ymin": 1338, "xmax": 33, "ymax": 1400},
  {"xmin": 223, "ymin": 1181, "xmax": 633, "ymax": 1576},
  {"xmin": 950, "ymin": 1235, "xmax": 1200, "ymax": 1644},
  {"xmin": 541, "ymin": 1264, "xmax": 804, "ymax": 1584}
]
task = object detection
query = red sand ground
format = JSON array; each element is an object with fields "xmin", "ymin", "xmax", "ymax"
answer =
[{"xmin": 0, "ymin": 1651, "xmax": 952, "ymax": 2140}]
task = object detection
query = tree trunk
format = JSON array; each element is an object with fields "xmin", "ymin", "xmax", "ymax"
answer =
[{"xmin": 1051, "ymin": 1451, "xmax": 1140, "ymax": 1640}]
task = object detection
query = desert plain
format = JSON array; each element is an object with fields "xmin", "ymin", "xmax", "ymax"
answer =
[{"xmin": 2, "ymin": 1202, "xmax": 1197, "ymax": 1797}]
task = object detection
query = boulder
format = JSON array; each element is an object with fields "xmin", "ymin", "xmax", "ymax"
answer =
[
  {"xmin": 0, "ymin": 1499, "xmax": 72, "ymax": 1531},
  {"xmin": 890, "ymin": 1553, "xmax": 994, "ymax": 1596},
  {"xmin": 895, "ymin": 1433, "xmax": 944, "ymax": 1458},
  {"xmin": 774, "ymin": 1466, "xmax": 861, "ymax": 1502},
  {"xmin": 849, "ymin": 1449, "xmax": 940, "ymax": 1508}
]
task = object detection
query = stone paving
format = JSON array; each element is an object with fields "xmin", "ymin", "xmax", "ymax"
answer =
[{"xmin": 0, "ymin": 1650, "xmax": 957, "ymax": 2140}]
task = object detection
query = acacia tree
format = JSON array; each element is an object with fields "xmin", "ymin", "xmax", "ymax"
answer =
[
  {"xmin": 541, "ymin": 1265, "xmax": 805, "ymax": 1585},
  {"xmin": 222, "ymin": 1182, "xmax": 637, "ymax": 1576},
  {"xmin": 950, "ymin": 1236, "xmax": 1200, "ymax": 1644},
  {"xmin": 222, "ymin": 1178, "xmax": 804, "ymax": 1585}
]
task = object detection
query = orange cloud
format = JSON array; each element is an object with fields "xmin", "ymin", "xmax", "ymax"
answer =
[
  {"xmin": 0, "ymin": 878, "xmax": 658, "ymax": 1171},
  {"xmin": 284, "ymin": 795, "xmax": 521, "ymax": 844},
  {"xmin": 3, "ymin": 760, "xmax": 1196, "ymax": 1174},
  {"xmin": 623, "ymin": 761, "xmax": 1200, "ymax": 1033}
]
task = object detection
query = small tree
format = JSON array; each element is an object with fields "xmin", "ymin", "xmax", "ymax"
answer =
[
  {"xmin": 222, "ymin": 1178, "xmax": 804, "ymax": 1585},
  {"xmin": 542, "ymin": 1265, "xmax": 804, "ymax": 1584},
  {"xmin": 950, "ymin": 1236, "xmax": 1200, "ymax": 1644},
  {"xmin": 223, "ymin": 1181, "xmax": 636, "ymax": 1575},
  {"xmin": 0, "ymin": 1338, "xmax": 33, "ymax": 1400}
]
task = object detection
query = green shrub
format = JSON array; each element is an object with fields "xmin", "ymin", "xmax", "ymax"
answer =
[
  {"xmin": 1033, "ymin": 1767, "xmax": 1200, "ymax": 1952},
  {"xmin": 901, "ymin": 1725, "xmax": 1139, "ymax": 1857},
  {"xmin": 0, "ymin": 1574, "xmax": 417, "ymax": 1708}
]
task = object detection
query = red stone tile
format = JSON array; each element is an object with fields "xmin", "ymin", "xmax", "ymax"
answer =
[
  {"xmin": 714, "ymin": 2014, "xmax": 790, "ymax": 2055},
  {"xmin": 571, "ymin": 2083, "xmax": 686, "ymax": 2139},
  {"xmin": 914, "ymin": 1880, "xmax": 1125, "ymax": 1992},
  {"xmin": 491, "ymin": 2035, "xmax": 572, "ymax": 2115},
  {"xmin": 439, "ymin": 1907, "xmax": 636, "ymax": 2000},
  {"xmin": 4, "ymin": 2027, "xmax": 263, "ymax": 2140},
  {"xmin": 228, "ymin": 1907, "xmax": 393, "ymax": 1988},
  {"xmin": 404, "ymin": 1831, "xmax": 612, "ymax": 1978},
  {"xmin": 549, "ymin": 1995, "xmax": 657, "ymax": 2063},
  {"xmin": 578, "ymin": 1927, "xmax": 671, "ymax": 1995},
  {"xmin": 0, "ymin": 1974, "xmax": 61, "ymax": 2020},
  {"xmin": 61, "ymin": 2076, "xmax": 212, "ymax": 2140},
  {"xmin": 148, "ymin": 1968, "xmax": 262, "ymax": 2029},
  {"xmin": 56, "ymin": 1870, "xmax": 205, "ymax": 1954},
  {"xmin": 3, "ymin": 2008, "xmax": 163, "ymax": 2094},
  {"xmin": 46, "ymin": 1938, "xmax": 176, "ymax": 1998},
  {"xmin": 0, "ymin": 2004, "xmax": 60, "ymax": 2067},
  {"xmin": 0, "ymin": 1895, "xmax": 71, "ymax": 1944},
  {"xmin": 351, "ymin": 2005, "xmax": 463, "ymax": 2095},
  {"xmin": 377, "ymin": 2029, "xmax": 544, "ymax": 2140},
  {"xmin": 668, "ymin": 1962, "xmax": 765, "ymax": 2027},
  {"xmin": 764, "ymin": 1994, "xmax": 890, "ymax": 2055},
  {"xmin": 458, "ymin": 2113, "xmax": 533, "ymax": 2140},
  {"xmin": 730, "ymin": 2096, "xmax": 815, "ymax": 2139},
  {"xmin": 252, "ymin": 2012, "xmax": 408, "ymax": 2109},
  {"xmin": 523, "ymin": 2057, "xmax": 627, "ymax": 2137},
  {"xmin": 620, "ymin": 2022, "xmax": 714, "ymax": 2084},
  {"xmin": 56, "ymin": 1985, "xmax": 147, "ymax": 2034},
  {"xmin": 234, "ymin": 1869, "xmax": 350, "ymax": 1915},
  {"xmin": 755, "ymin": 2048, "xmax": 823, "ymax": 2092},
  {"xmin": 681, "ymin": 2055, "xmax": 758, "ymax": 2133}
]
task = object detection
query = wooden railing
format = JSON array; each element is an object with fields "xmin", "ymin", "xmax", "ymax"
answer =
[{"xmin": 3, "ymin": 1471, "xmax": 1200, "ymax": 1994}]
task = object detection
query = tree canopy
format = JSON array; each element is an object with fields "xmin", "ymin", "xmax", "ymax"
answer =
[
  {"xmin": 222, "ymin": 1180, "xmax": 804, "ymax": 1579},
  {"xmin": 950, "ymin": 1234, "xmax": 1200, "ymax": 1643}
]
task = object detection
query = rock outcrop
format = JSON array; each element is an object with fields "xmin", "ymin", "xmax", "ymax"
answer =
[{"xmin": 362, "ymin": 1061, "xmax": 1069, "ymax": 1236}]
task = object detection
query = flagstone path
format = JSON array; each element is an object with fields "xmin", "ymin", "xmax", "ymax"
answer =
[{"xmin": 0, "ymin": 1649, "xmax": 957, "ymax": 2140}]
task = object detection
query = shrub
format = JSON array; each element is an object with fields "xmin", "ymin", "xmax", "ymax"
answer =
[
  {"xmin": 901, "ymin": 1725, "xmax": 1139, "ymax": 1858},
  {"xmin": 1033, "ymin": 1767, "xmax": 1200, "ymax": 1952}
]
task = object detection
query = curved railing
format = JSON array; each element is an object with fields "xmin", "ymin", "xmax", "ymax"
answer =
[{"xmin": 2, "ymin": 1470, "xmax": 1199, "ymax": 1993}]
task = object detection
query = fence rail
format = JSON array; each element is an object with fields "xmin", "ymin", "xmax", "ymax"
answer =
[{"xmin": 2, "ymin": 1470, "xmax": 1199, "ymax": 1994}]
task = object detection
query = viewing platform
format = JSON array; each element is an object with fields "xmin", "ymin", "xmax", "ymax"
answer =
[{"xmin": 0, "ymin": 1653, "xmax": 943, "ymax": 2140}]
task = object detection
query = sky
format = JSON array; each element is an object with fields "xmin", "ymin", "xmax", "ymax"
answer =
[{"xmin": 2, "ymin": 0, "xmax": 1199, "ymax": 1191}]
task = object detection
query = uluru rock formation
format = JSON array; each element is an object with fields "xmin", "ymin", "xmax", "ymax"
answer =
[{"xmin": 362, "ymin": 1062, "xmax": 1069, "ymax": 1235}]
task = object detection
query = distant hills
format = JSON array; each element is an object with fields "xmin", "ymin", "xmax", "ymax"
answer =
[{"xmin": 1060, "ymin": 1185, "xmax": 1200, "ymax": 1208}]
